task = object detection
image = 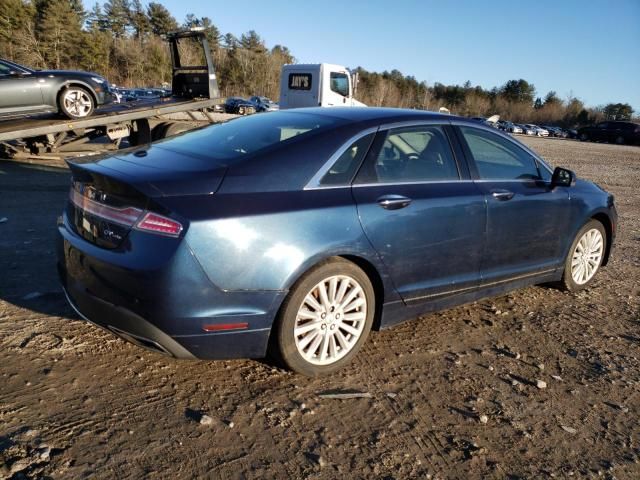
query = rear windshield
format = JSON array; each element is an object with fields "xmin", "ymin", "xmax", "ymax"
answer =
[{"xmin": 156, "ymin": 111, "xmax": 344, "ymax": 162}]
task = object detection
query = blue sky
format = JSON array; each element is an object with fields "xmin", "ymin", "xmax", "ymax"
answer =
[{"xmin": 87, "ymin": 0, "xmax": 640, "ymax": 110}]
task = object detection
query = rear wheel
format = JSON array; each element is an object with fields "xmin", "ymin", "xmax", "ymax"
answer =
[
  {"xmin": 59, "ymin": 87, "xmax": 95, "ymax": 119},
  {"xmin": 561, "ymin": 220, "xmax": 606, "ymax": 292},
  {"xmin": 274, "ymin": 259, "xmax": 375, "ymax": 376}
]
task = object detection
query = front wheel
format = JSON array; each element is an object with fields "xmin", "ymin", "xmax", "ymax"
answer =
[
  {"xmin": 274, "ymin": 259, "xmax": 375, "ymax": 376},
  {"xmin": 59, "ymin": 87, "xmax": 95, "ymax": 119},
  {"xmin": 561, "ymin": 220, "xmax": 606, "ymax": 292}
]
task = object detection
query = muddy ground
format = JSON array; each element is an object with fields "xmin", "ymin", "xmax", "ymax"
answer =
[{"xmin": 1, "ymin": 137, "xmax": 639, "ymax": 479}]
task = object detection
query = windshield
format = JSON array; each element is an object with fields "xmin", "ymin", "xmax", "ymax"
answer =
[{"xmin": 154, "ymin": 111, "xmax": 345, "ymax": 162}]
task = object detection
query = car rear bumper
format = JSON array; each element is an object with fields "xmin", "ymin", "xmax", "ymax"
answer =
[{"xmin": 57, "ymin": 212, "xmax": 284, "ymax": 360}]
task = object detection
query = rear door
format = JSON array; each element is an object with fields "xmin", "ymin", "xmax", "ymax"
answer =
[
  {"xmin": 455, "ymin": 125, "xmax": 569, "ymax": 284},
  {"xmin": 352, "ymin": 122, "xmax": 486, "ymax": 302}
]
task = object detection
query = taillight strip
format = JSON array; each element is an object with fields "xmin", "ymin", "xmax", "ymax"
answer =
[{"xmin": 69, "ymin": 188, "xmax": 143, "ymax": 226}]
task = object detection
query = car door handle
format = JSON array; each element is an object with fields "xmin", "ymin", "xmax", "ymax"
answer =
[
  {"xmin": 491, "ymin": 189, "xmax": 515, "ymax": 201},
  {"xmin": 377, "ymin": 194, "xmax": 412, "ymax": 210}
]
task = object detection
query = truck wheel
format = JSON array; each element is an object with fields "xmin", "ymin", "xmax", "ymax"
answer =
[{"xmin": 59, "ymin": 87, "xmax": 95, "ymax": 119}]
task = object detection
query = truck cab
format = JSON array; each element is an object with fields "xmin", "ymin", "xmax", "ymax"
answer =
[{"xmin": 279, "ymin": 63, "xmax": 366, "ymax": 109}]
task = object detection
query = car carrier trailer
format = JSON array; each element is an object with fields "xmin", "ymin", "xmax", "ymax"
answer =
[{"xmin": 0, "ymin": 30, "xmax": 234, "ymax": 159}]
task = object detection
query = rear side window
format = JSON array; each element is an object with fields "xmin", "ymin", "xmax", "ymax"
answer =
[
  {"xmin": 459, "ymin": 126, "xmax": 540, "ymax": 180},
  {"xmin": 356, "ymin": 125, "xmax": 459, "ymax": 184},
  {"xmin": 320, "ymin": 133, "xmax": 374, "ymax": 186},
  {"xmin": 330, "ymin": 72, "xmax": 349, "ymax": 97},
  {"xmin": 156, "ymin": 111, "xmax": 344, "ymax": 163}
]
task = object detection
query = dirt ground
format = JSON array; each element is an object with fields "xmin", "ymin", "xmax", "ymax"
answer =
[{"xmin": 1, "ymin": 137, "xmax": 639, "ymax": 479}]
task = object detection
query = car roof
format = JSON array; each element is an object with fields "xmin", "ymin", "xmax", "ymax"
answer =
[{"xmin": 295, "ymin": 107, "xmax": 455, "ymax": 124}]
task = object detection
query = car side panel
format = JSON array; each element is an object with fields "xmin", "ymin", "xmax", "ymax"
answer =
[{"xmin": 168, "ymin": 189, "xmax": 401, "ymax": 303}]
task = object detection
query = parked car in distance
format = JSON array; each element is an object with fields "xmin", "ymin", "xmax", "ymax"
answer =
[
  {"xmin": 57, "ymin": 107, "xmax": 617, "ymax": 376},
  {"xmin": 0, "ymin": 58, "xmax": 113, "ymax": 119},
  {"xmin": 502, "ymin": 121, "xmax": 523, "ymax": 134},
  {"xmin": 519, "ymin": 124, "xmax": 536, "ymax": 135},
  {"xmin": 577, "ymin": 121, "xmax": 640, "ymax": 145},
  {"xmin": 524, "ymin": 124, "xmax": 549, "ymax": 137},
  {"xmin": 224, "ymin": 97, "xmax": 257, "ymax": 115},
  {"xmin": 542, "ymin": 126, "xmax": 567, "ymax": 138},
  {"xmin": 567, "ymin": 129, "xmax": 578, "ymax": 139},
  {"xmin": 249, "ymin": 96, "xmax": 279, "ymax": 112}
]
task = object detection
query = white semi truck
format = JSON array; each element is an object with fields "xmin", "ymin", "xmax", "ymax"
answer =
[{"xmin": 279, "ymin": 63, "xmax": 366, "ymax": 109}]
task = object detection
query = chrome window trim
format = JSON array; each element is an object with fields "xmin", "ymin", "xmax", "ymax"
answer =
[
  {"xmin": 304, "ymin": 126, "xmax": 379, "ymax": 190},
  {"xmin": 451, "ymin": 120, "xmax": 555, "ymax": 176}
]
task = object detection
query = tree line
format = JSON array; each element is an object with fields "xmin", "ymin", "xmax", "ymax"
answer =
[{"xmin": 1, "ymin": 0, "xmax": 635, "ymax": 126}]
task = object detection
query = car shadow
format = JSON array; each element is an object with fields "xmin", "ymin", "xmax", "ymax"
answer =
[{"xmin": 0, "ymin": 159, "xmax": 79, "ymax": 319}]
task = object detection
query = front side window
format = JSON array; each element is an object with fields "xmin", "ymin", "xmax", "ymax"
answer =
[
  {"xmin": 356, "ymin": 125, "xmax": 459, "ymax": 184},
  {"xmin": 459, "ymin": 126, "xmax": 540, "ymax": 180},
  {"xmin": 330, "ymin": 72, "xmax": 349, "ymax": 97},
  {"xmin": 319, "ymin": 133, "xmax": 374, "ymax": 186}
]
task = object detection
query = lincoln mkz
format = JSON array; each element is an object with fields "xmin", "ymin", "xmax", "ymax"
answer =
[{"xmin": 57, "ymin": 108, "xmax": 616, "ymax": 376}]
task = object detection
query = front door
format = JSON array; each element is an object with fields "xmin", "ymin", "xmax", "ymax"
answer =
[
  {"xmin": 456, "ymin": 125, "xmax": 570, "ymax": 284},
  {"xmin": 352, "ymin": 123, "xmax": 486, "ymax": 302},
  {"xmin": 0, "ymin": 63, "xmax": 44, "ymax": 114}
]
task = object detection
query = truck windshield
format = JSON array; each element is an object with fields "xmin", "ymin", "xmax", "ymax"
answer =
[{"xmin": 154, "ymin": 111, "xmax": 345, "ymax": 162}]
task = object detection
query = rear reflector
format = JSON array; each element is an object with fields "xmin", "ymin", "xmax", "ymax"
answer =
[
  {"xmin": 202, "ymin": 322, "xmax": 249, "ymax": 332},
  {"xmin": 70, "ymin": 188, "xmax": 143, "ymax": 226},
  {"xmin": 135, "ymin": 212, "xmax": 183, "ymax": 237}
]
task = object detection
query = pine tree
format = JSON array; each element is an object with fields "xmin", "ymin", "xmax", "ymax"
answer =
[
  {"xmin": 103, "ymin": 0, "xmax": 131, "ymax": 38},
  {"xmin": 147, "ymin": 2, "xmax": 176, "ymax": 36},
  {"xmin": 129, "ymin": 0, "xmax": 149, "ymax": 38},
  {"xmin": 37, "ymin": 0, "xmax": 84, "ymax": 69}
]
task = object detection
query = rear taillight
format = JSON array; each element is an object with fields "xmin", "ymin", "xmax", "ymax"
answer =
[
  {"xmin": 70, "ymin": 188, "xmax": 182, "ymax": 237},
  {"xmin": 135, "ymin": 212, "xmax": 183, "ymax": 237},
  {"xmin": 70, "ymin": 188, "xmax": 142, "ymax": 226}
]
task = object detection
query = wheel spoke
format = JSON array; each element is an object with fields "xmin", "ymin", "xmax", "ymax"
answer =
[
  {"xmin": 343, "ymin": 296, "xmax": 365, "ymax": 313},
  {"xmin": 335, "ymin": 277, "xmax": 349, "ymax": 304},
  {"xmin": 306, "ymin": 334, "xmax": 323, "ymax": 357},
  {"xmin": 318, "ymin": 282, "xmax": 331, "ymax": 310},
  {"xmin": 328, "ymin": 277, "xmax": 338, "ymax": 303},
  {"xmin": 319, "ymin": 334, "xmax": 330, "ymax": 361},
  {"xmin": 295, "ymin": 321, "xmax": 321, "ymax": 336},
  {"xmin": 335, "ymin": 330, "xmax": 349, "ymax": 350},
  {"xmin": 338, "ymin": 321, "xmax": 360, "ymax": 337},
  {"xmin": 342, "ymin": 311, "xmax": 366, "ymax": 322},
  {"xmin": 304, "ymin": 293, "xmax": 322, "ymax": 312},
  {"xmin": 298, "ymin": 330, "xmax": 319, "ymax": 351}
]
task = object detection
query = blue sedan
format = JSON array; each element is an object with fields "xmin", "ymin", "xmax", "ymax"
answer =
[{"xmin": 57, "ymin": 108, "xmax": 617, "ymax": 376}]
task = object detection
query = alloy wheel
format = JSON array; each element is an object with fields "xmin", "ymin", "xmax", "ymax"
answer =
[
  {"xmin": 63, "ymin": 89, "xmax": 93, "ymax": 118},
  {"xmin": 571, "ymin": 228, "xmax": 604, "ymax": 285},
  {"xmin": 294, "ymin": 274, "xmax": 367, "ymax": 366}
]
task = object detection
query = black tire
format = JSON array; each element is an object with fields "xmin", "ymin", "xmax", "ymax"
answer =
[
  {"xmin": 615, "ymin": 135, "xmax": 625, "ymax": 145},
  {"xmin": 58, "ymin": 86, "xmax": 95, "ymax": 119},
  {"xmin": 274, "ymin": 258, "xmax": 375, "ymax": 376},
  {"xmin": 579, "ymin": 133, "xmax": 589, "ymax": 142},
  {"xmin": 560, "ymin": 220, "xmax": 607, "ymax": 292}
]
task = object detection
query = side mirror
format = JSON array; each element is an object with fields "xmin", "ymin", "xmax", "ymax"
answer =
[{"xmin": 551, "ymin": 167, "xmax": 575, "ymax": 187}]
